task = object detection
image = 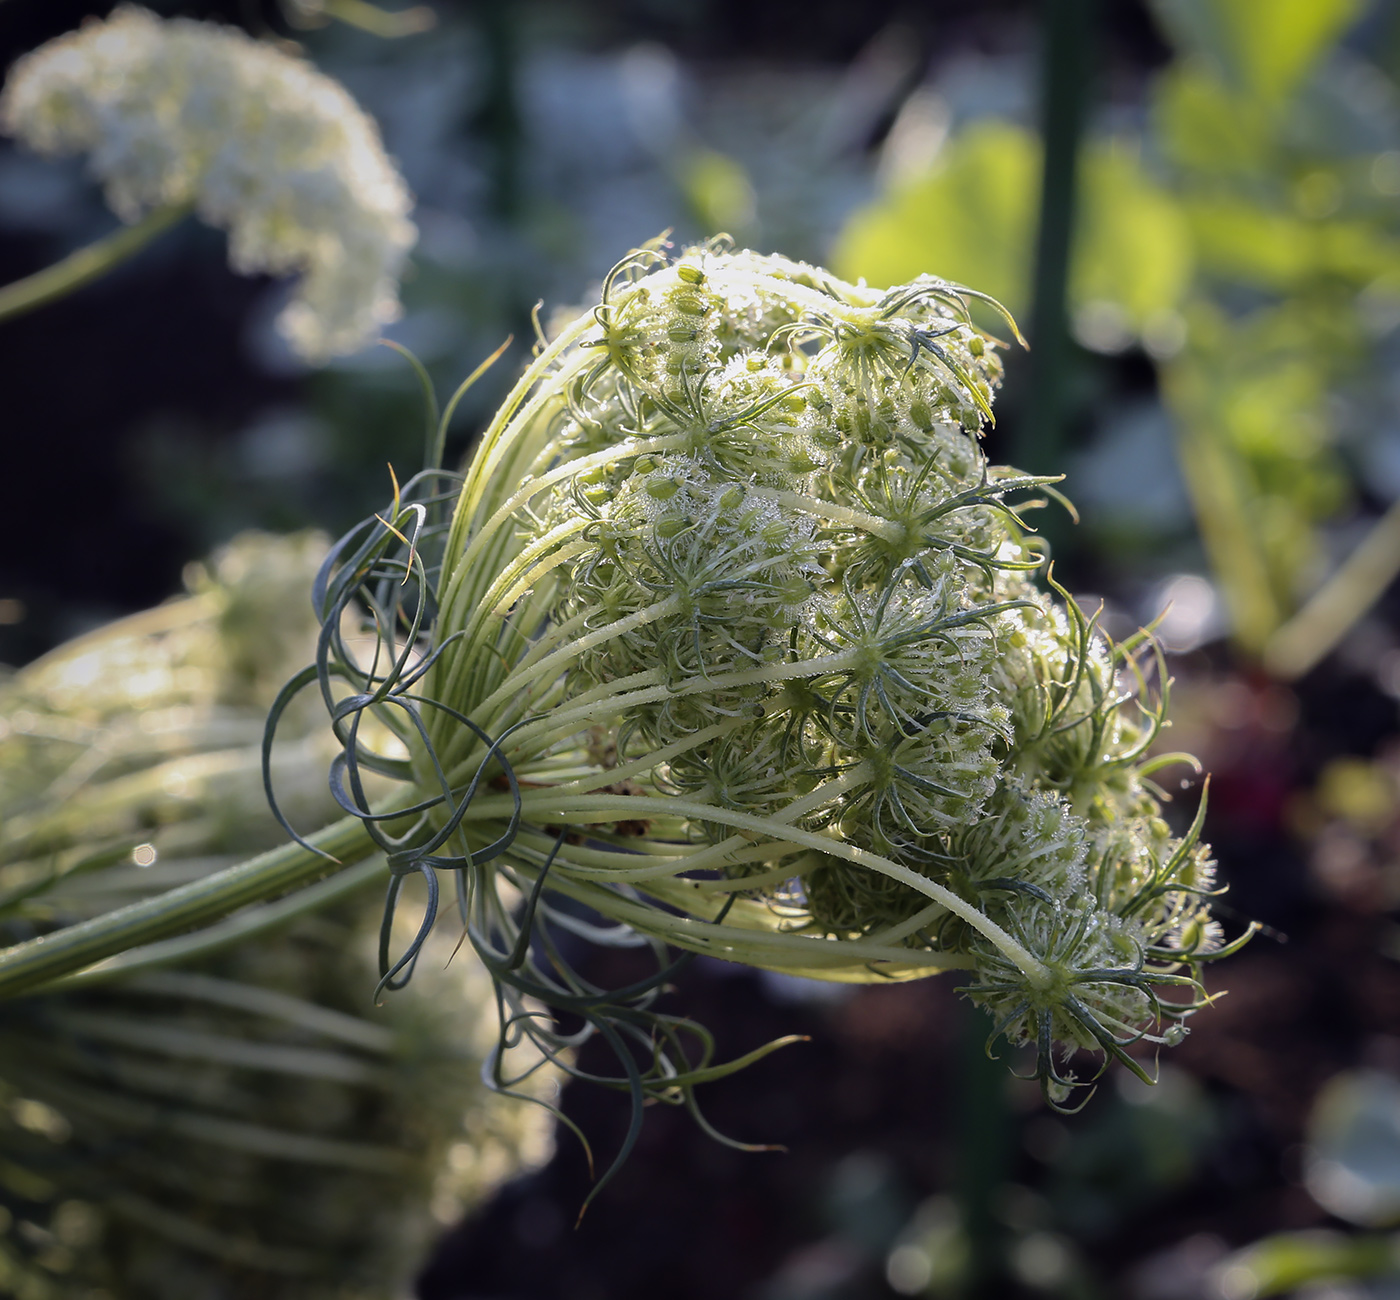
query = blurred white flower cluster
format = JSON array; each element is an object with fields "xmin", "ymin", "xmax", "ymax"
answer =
[{"xmin": 0, "ymin": 5, "xmax": 417, "ymax": 360}]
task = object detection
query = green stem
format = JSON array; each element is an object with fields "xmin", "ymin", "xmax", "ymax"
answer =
[
  {"xmin": 45, "ymin": 855, "xmax": 387, "ymax": 994},
  {"xmin": 494, "ymin": 647, "xmax": 862, "ymax": 762},
  {"xmin": 0, "ymin": 814, "xmax": 375, "ymax": 1001},
  {"xmin": 467, "ymin": 433, "xmax": 691, "ymax": 562},
  {"xmin": 0, "ymin": 204, "xmax": 192, "ymax": 325},
  {"xmin": 957, "ymin": 996, "xmax": 1013, "ymax": 1298},
  {"xmin": 474, "ymin": 594, "xmax": 682, "ymax": 722},
  {"xmin": 755, "ymin": 488, "xmax": 903, "ymax": 542},
  {"xmin": 480, "ymin": 789, "xmax": 1053, "ymax": 985},
  {"xmin": 1263, "ymin": 494, "xmax": 1400, "ymax": 679}
]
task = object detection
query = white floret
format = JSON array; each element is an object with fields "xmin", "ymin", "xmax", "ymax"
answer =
[{"xmin": 0, "ymin": 5, "xmax": 416, "ymax": 360}]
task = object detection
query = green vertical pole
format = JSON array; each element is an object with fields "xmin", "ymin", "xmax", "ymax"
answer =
[
  {"xmin": 956, "ymin": 998, "xmax": 1014, "ymax": 1298},
  {"xmin": 1015, "ymin": 0, "xmax": 1097, "ymax": 475},
  {"xmin": 477, "ymin": 0, "xmax": 522, "ymax": 223},
  {"xmin": 955, "ymin": 6, "xmax": 1100, "ymax": 1288}
]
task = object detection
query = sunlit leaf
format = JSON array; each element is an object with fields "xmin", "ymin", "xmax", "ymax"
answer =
[
  {"xmin": 1076, "ymin": 143, "xmax": 1194, "ymax": 328},
  {"xmin": 1152, "ymin": 0, "xmax": 1363, "ymax": 104},
  {"xmin": 832, "ymin": 120, "xmax": 1037, "ymax": 315},
  {"xmin": 1154, "ymin": 62, "xmax": 1271, "ymax": 173},
  {"xmin": 680, "ymin": 148, "xmax": 757, "ymax": 236},
  {"xmin": 1184, "ymin": 196, "xmax": 1400, "ymax": 288},
  {"xmin": 833, "ymin": 123, "xmax": 1191, "ymax": 334}
]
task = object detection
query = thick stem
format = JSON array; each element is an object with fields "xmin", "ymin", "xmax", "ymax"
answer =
[
  {"xmin": 0, "ymin": 813, "xmax": 376, "ymax": 1000},
  {"xmin": 1014, "ymin": 0, "xmax": 1096, "ymax": 476},
  {"xmin": 0, "ymin": 204, "xmax": 192, "ymax": 325},
  {"xmin": 45, "ymin": 855, "xmax": 387, "ymax": 993}
]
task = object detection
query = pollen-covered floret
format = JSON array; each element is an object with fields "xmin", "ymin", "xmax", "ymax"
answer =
[{"xmin": 0, "ymin": 5, "xmax": 416, "ymax": 359}]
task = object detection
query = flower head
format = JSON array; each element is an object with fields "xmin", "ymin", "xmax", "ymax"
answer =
[
  {"xmin": 0, "ymin": 5, "xmax": 416, "ymax": 360},
  {"xmin": 287, "ymin": 242, "xmax": 1245, "ymax": 1130}
]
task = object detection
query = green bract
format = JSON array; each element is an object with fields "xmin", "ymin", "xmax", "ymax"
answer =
[{"xmin": 274, "ymin": 242, "xmax": 1244, "ymax": 1168}]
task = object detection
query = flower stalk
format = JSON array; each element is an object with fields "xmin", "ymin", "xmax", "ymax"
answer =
[
  {"xmin": 0, "ymin": 811, "xmax": 378, "ymax": 1000},
  {"xmin": 0, "ymin": 202, "xmax": 190, "ymax": 325}
]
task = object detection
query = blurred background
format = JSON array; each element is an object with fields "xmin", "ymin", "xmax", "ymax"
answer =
[{"xmin": 11, "ymin": 0, "xmax": 1400, "ymax": 1296}]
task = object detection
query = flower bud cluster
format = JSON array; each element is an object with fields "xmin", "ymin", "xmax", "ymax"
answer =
[
  {"xmin": 0, "ymin": 5, "xmax": 416, "ymax": 359},
  {"xmin": 473, "ymin": 244, "xmax": 1233, "ymax": 1100}
]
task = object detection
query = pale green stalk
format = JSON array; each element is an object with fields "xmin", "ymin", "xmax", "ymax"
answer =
[
  {"xmin": 449, "ymin": 788, "xmax": 1050, "ymax": 985},
  {"xmin": 0, "ymin": 204, "xmax": 190, "ymax": 324},
  {"xmin": 0, "ymin": 814, "xmax": 377, "ymax": 999},
  {"xmin": 501, "ymin": 849, "xmax": 975, "ymax": 978},
  {"xmin": 754, "ymin": 488, "xmax": 905, "ymax": 542},
  {"xmin": 1264, "ymin": 495, "xmax": 1400, "ymax": 679},
  {"xmin": 44, "ymin": 855, "xmax": 387, "ymax": 992},
  {"xmin": 491, "ymin": 648, "xmax": 868, "ymax": 765}
]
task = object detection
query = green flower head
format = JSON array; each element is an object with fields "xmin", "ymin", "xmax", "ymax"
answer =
[{"xmin": 274, "ymin": 241, "xmax": 1245, "ymax": 1173}]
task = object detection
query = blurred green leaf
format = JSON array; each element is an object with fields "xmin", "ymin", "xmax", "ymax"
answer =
[
  {"xmin": 680, "ymin": 148, "xmax": 757, "ymax": 238},
  {"xmin": 1077, "ymin": 143, "xmax": 1195, "ymax": 327},
  {"xmin": 1155, "ymin": 62, "xmax": 1271, "ymax": 172},
  {"xmin": 1152, "ymin": 0, "xmax": 1364, "ymax": 104},
  {"xmin": 833, "ymin": 120, "xmax": 1037, "ymax": 315},
  {"xmin": 1162, "ymin": 298, "xmax": 1348, "ymax": 652},
  {"xmin": 1216, "ymin": 1230, "xmax": 1397, "ymax": 1297},
  {"xmin": 1184, "ymin": 198, "xmax": 1316, "ymax": 285},
  {"xmin": 834, "ymin": 122, "xmax": 1190, "ymax": 333},
  {"xmin": 831, "ymin": 0, "xmax": 1393, "ymax": 660},
  {"xmin": 1185, "ymin": 195, "xmax": 1400, "ymax": 288}
]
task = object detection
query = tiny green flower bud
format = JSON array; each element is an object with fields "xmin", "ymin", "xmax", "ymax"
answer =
[
  {"xmin": 669, "ymin": 291, "xmax": 709, "ymax": 317},
  {"xmin": 645, "ymin": 477, "xmax": 681, "ymax": 500}
]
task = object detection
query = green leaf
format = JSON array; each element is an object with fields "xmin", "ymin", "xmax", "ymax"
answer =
[
  {"xmin": 1151, "ymin": 0, "xmax": 1363, "ymax": 104},
  {"xmin": 833, "ymin": 120, "xmax": 1038, "ymax": 317},
  {"xmin": 1075, "ymin": 142, "xmax": 1194, "ymax": 328},
  {"xmin": 680, "ymin": 149, "xmax": 757, "ymax": 236},
  {"xmin": 833, "ymin": 122, "xmax": 1191, "ymax": 334},
  {"xmin": 1215, "ymin": 1230, "xmax": 1396, "ymax": 1297},
  {"xmin": 1184, "ymin": 195, "xmax": 1400, "ymax": 289},
  {"xmin": 1154, "ymin": 63, "xmax": 1271, "ymax": 172}
]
